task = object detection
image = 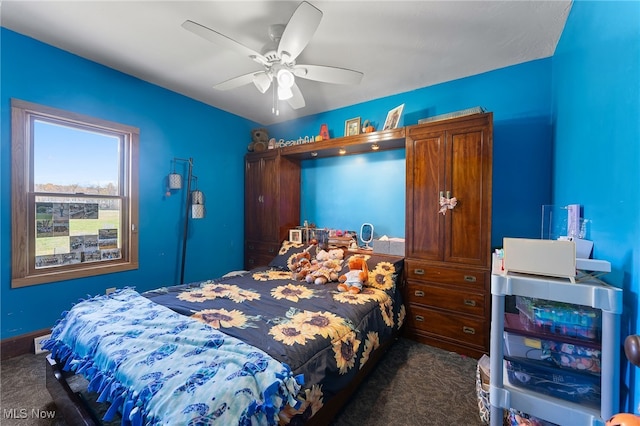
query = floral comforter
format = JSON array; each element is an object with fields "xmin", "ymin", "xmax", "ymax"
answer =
[
  {"xmin": 143, "ymin": 251, "xmax": 405, "ymax": 424},
  {"xmin": 44, "ymin": 288, "xmax": 302, "ymax": 426}
]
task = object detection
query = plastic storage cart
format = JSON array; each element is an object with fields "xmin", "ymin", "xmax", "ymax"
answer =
[{"xmin": 490, "ymin": 259, "xmax": 623, "ymax": 426}]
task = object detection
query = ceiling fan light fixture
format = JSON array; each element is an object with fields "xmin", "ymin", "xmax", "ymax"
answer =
[
  {"xmin": 253, "ymin": 73, "xmax": 272, "ymax": 94},
  {"xmin": 277, "ymin": 85, "xmax": 293, "ymax": 100},
  {"xmin": 277, "ymin": 69, "xmax": 295, "ymax": 89}
]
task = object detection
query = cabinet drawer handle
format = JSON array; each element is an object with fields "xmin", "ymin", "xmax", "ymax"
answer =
[
  {"xmin": 268, "ymin": 248, "xmax": 275, "ymax": 253},
  {"xmin": 414, "ymin": 268, "xmax": 425, "ymax": 275},
  {"xmin": 414, "ymin": 290, "xmax": 425, "ymax": 297},
  {"xmin": 463, "ymin": 299, "xmax": 476, "ymax": 307},
  {"xmin": 464, "ymin": 275, "xmax": 477, "ymax": 282},
  {"xmin": 463, "ymin": 326, "xmax": 476, "ymax": 335},
  {"xmin": 248, "ymin": 244, "xmax": 255, "ymax": 250},
  {"xmin": 415, "ymin": 315, "xmax": 425, "ymax": 322}
]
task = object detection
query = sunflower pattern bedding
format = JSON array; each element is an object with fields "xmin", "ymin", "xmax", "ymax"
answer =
[
  {"xmin": 43, "ymin": 288, "xmax": 303, "ymax": 426},
  {"xmin": 143, "ymin": 248, "xmax": 405, "ymax": 425}
]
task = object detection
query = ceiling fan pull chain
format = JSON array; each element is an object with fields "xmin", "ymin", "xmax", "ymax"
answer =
[
  {"xmin": 272, "ymin": 79, "xmax": 276, "ymax": 114},
  {"xmin": 273, "ymin": 78, "xmax": 280, "ymax": 115}
]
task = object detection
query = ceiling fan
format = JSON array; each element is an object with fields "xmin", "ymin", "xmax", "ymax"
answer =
[{"xmin": 182, "ymin": 1, "xmax": 364, "ymax": 115}]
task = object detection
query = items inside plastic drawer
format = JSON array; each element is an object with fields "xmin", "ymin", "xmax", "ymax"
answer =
[
  {"xmin": 508, "ymin": 409, "xmax": 559, "ymax": 426},
  {"xmin": 505, "ymin": 356, "xmax": 601, "ymax": 408},
  {"xmin": 504, "ymin": 330, "xmax": 602, "ymax": 375},
  {"xmin": 544, "ymin": 339, "xmax": 601, "ymax": 375},
  {"xmin": 516, "ymin": 296, "xmax": 601, "ymax": 341}
]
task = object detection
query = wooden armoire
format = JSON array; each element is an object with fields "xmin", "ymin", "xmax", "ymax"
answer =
[
  {"xmin": 403, "ymin": 112, "xmax": 493, "ymax": 358},
  {"xmin": 244, "ymin": 150, "xmax": 300, "ymax": 269}
]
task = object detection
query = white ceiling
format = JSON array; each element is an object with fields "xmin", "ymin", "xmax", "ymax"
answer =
[{"xmin": 1, "ymin": 0, "xmax": 572, "ymax": 125}]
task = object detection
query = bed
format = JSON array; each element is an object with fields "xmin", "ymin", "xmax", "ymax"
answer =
[{"xmin": 44, "ymin": 243, "xmax": 405, "ymax": 425}]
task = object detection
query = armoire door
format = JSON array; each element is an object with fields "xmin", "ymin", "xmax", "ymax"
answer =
[
  {"xmin": 244, "ymin": 154, "xmax": 266, "ymax": 241},
  {"xmin": 406, "ymin": 130, "xmax": 446, "ymax": 262},
  {"xmin": 444, "ymin": 121, "xmax": 492, "ymax": 267},
  {"xmin": 406, "ymin": 113, "xmax": 492, "ymax": 268}
]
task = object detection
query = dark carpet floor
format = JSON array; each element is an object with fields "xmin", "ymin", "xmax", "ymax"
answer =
[{"xmin": 1, "ymin": 337, "xmax": 484, "ymax": 425}]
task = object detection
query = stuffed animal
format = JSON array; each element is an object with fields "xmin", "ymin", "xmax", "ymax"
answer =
[
  {"xmin": 316, "ymin": 248, "xmax": 344, "ymax": 262},
  {"xmin": 289, "ymin": 251, "xmax": 313, "ymax": 281},
  {"xmin": 606, "ymin": 414, "xmax": 640, "ymax": 426},
  {"xmin": 338, "ymin": 257, "xmax": 369, "ymax": 294},
  {"xmin": 248, "ymin": 128, "xmax": 269, "ymax": 152},
  {"xmin": 306, "ymin": 258, "xmax": 343, "ymax": 285}
]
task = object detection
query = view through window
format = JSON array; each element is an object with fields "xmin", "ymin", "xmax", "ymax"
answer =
[{"xmin": 11, "ymin": 99, "xmax": 139, "ymax": 287}]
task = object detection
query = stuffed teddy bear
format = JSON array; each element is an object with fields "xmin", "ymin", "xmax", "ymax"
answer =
[
  {"xmin": 306, "ymin": 258, "xmax": 343, "ymax": 285},
  {"xmin": 248, "ymin": 128, "xmax": 269, "ymax": 152},
  {"xmin": 289, "ymin": 251, "xmax": 313, "ymax": 281},
  {"xmin": 338, "ymin": 256, "xmax": 369, "ymax": 294},
  {"xmin": 315, "ymin": 248, "xmax": 344, "ymax": 262},
  {"xmin": 303, "ymin": 248, "xmax": 344, "ymax": 285}
]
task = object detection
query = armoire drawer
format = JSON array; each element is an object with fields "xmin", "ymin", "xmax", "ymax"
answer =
[
  {"xmin": 245, "ymin": 240, "xmax": 280, "ymax": 257},
  {"xmin": 404, "ymin": 260, "xmax": 486, "ymax": 288},
  {"xmin": 244, "ymin": 253, "xmax": 274, "ymax": 269},
  {"xmin": 245, "ymin": 240, "xmax": 281, "ymax": 269},
  {"xmin": 405, "ymin": 304, "xmax": 487, "ymax": 347},
  {"xmin": 405, "ymin": 281, "xmax": 485, "ymax": 316}
]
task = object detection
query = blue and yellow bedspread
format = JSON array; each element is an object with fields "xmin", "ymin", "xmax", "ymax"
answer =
[
  {"xmin": 142, "ymin": 252, "xmax": 405, "ymax": 424},
  {"xmin": 43, "ymin": 288, "xmax": 302, "ymax": 426}
]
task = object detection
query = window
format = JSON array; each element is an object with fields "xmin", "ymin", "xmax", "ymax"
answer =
[{"xmin": 11, "ymin": 99, "xmax": 139, "ymax": 287}]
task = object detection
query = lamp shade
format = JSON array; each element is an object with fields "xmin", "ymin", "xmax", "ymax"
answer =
[
  {"xmin": 191, "ymin": 190, "xmax": 204, "ymax": 205},
  {"xmin": 168, "ymin": 173, "xmax": 182, "ymax": 189},
  {"xmin": 277, "ymin": 69, "xmax": 294, "ymax": 88},
  {"xmin": 253, "ymin": 72, "xmax": 272, "ymax": 94},
  {"xmin": 191, "ymin": 204, "xmax": 205, "ymax": 219},
  {"xmin": 277, "ymin": 85, "xmax": 293, "ymax": 101}
]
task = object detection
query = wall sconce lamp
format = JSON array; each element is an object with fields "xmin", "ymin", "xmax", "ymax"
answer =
[{"xmin": 166, "ymin": 157, "xmax": 206, "ymax": 284}]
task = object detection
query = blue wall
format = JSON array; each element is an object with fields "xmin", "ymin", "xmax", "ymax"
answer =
[
  {"xmin": 552, "ymin": 0, "xmax": 640, "ymax": 413},
  {"xmin": 268, "ymin": 59, "xmax": 555, "ymax": 247},
  {"xmin": 0, "ymin": 29, "xmax": 554, "ymax": 337},
  {"xmin": 0, "ymin": 28, "xmax": 252, "ymax": 338}
]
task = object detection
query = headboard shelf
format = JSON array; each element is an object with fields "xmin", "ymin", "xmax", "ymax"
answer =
[{"xmin": 279, "ymin": 127, "xmax": 406, "ymax": 160}]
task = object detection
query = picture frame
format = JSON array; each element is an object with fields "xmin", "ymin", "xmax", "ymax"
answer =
[
  {"xmin": 289, "ymin": 229, "xmax": 302, "ymax": 244},
  {"xmin": 344, "ymin": 117, "xmax": 361, "ymax": 137},
  {"xmin": 383, "ymin": 104, "xmax": 405, "ymax": 130}
]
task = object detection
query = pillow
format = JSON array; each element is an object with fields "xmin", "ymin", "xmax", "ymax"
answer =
[
  {"xmin": 341, "ymin": 252, "xmax": 405, "ymax": 291},
  {"xmin": 268, "ymin": 241, "xmax": 318, "ymax": 270}
]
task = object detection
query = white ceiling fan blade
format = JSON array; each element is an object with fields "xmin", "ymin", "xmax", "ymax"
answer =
[
  {"xmin": 286, "ymin": 83, "xmax": 306, "ymax": 109},
  {"xmin": 213, "ymin": 72, "xmax": 263, "ymax": 91},
  {"xmin": 277, "ymin": 1, "xmax": 322, "ymax": 63},
  {"xmin": 293, "ymin": 64, "xmax": 363, "ymax": 85},
  {"xmin": 182, "ymin": 20, "xmax": 269, "ymax": 66}
]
